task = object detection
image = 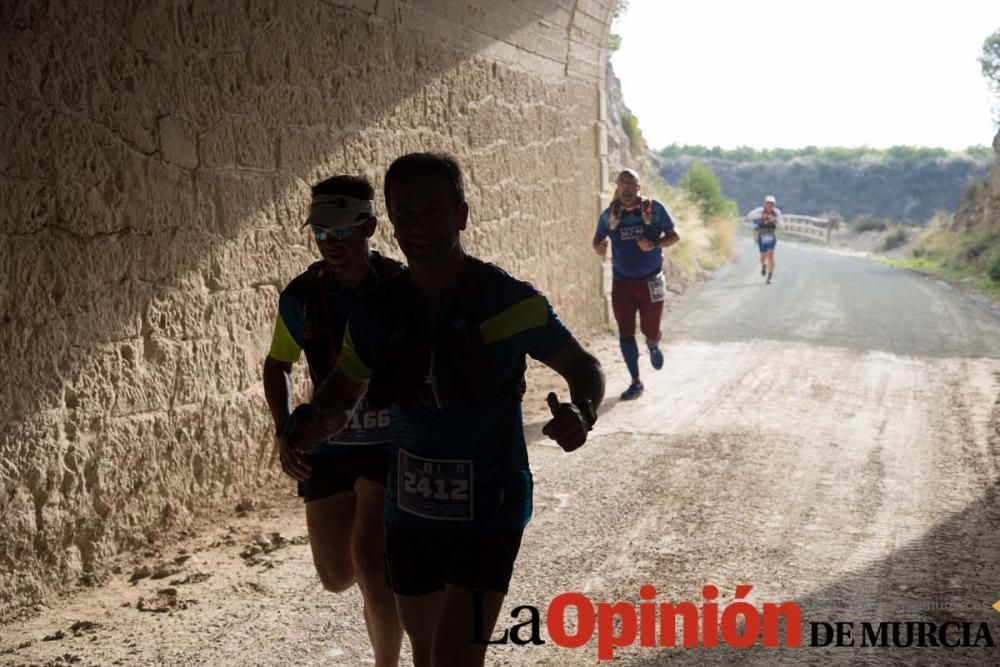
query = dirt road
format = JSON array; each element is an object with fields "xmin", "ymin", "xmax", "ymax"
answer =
[{"xmin": 3, "ymin": 242, "xmax": 1000, "ymax": 666}]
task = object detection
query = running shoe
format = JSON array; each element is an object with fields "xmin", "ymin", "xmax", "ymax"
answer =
[
  {"xmin": 620, "ymin": 380, "xmax": 644, "ymax": 401},
  {"xmin": 649, "ymin": 345, "xmax": 664, "ymax": 370}
]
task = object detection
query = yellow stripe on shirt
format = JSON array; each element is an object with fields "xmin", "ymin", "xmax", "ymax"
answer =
[
  {"xmin": 479, "ymin": 294, "xmax": 548, "ymax": 344},
  {"xmin": 335, "ymin": 325, "xmax": 373, "ymax": 385},
  {"xmin": 268, "ymin": 314, "xmax": 302, "ymax": 363}
]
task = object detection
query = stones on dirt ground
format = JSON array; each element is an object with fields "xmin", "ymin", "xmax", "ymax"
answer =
[
  {"xmin": 240, "ymin": 532, "xmax": 293, "ymax": 559},
  {"xmin": 131, "ymin": 556, "xmax": 187, "ymax": 583},
  {"xmin": 42, "ymin": 629, "xmax": 66, "ymax": 641},
  {"xmin": 69, "ymin": 621, "xmax": 100, "ymax": 636},
  {"xmin": 209, "ymin": 533, "xmax": 238, "ymax": 548},
  {"xmin": 246, "ymin": 581, "xmax": 269, "ymax": 594},
  {"xmin": 235, "ymin": 498, "xmax": 258, "ymax": 514},
  {"xmin": 169, "ymin": 572, "xmax": 212, "ymax": 585},
  {"xmin": 240, "ymin": 543, "xmax": 262, "ymax": 559},
  {"xmin": 150, "ymin": 560, "xmax": 183, "ymax": 579},
  {"xmin": 79, "ymin": 572, "xmax": 110, "ymax": 587},
  {"xmin": 136, "ymin": 587, "xmax": 196, "ymax": 613}
]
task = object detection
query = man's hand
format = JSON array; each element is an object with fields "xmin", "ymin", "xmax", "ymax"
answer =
[
  {"xmin": 593, "ymin": 238, "xmax": 609, "ymax": 257},
  {"xmin": 541, "ymin": 392, "xmax": 589, "ymax": 452},
  {"xmin": 276, "ymin": 437, "xmax": 312, "ymax": 481},
  {"xmin": 637, "ymin": 238, "xmax": 658, "ymax": 252},
  {"xmin": 281, "ymin": 404, "xmax": 329, "ymax": 454}
]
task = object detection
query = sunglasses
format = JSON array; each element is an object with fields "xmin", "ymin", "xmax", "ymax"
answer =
[{"xmin": 310, "ymin": 224, "xmax": 360, "ymax": 241}]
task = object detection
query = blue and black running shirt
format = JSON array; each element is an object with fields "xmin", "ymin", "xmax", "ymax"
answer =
[
  {"xmin": 595, "ymin": 198, "xmax": 676, "ymax": 280},
  {"xmin": 268, "ymin": 251, "xmax": 403, "ymax": 452},
  {"xmin": 336, "ymin": 257, "xmax": 573, "ymax": 532}
]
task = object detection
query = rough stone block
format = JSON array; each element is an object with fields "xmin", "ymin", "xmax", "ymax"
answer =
[
  {"xmin": 159, "ymin": 116, "xmax": 199, "ymax": 169},
  {"xmin": 198, "ymin": 118, "xmax": 237, "ymax": 170}
]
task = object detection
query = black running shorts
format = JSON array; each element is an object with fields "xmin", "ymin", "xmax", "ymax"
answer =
[
  {"xmin": 298, "ymin": 446, "xmax": 389, "ymax": 502},
  {"xmin": 384, "ymin": 524, "xmax": 524, "ymax": 596}
]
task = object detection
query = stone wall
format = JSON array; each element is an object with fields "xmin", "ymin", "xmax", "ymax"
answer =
[{"xmin": 0, "ymin": 0, "xmax": 615, "ymax": 619}]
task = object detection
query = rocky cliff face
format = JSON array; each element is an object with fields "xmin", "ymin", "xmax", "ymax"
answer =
[
  {"xmin": 953, "ymin": 131, "xmax": 1000, "ymax": 233},
  {"xmin": 604, "ymin": 62, "xmax": 658, "ymax": 179}
]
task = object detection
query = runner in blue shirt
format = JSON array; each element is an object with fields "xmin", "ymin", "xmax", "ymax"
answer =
[
  {"xmin": 593, "ymin": 169, "xmax": 680, "ymax": 400},
  {"xmin": 282, "ymin": 153, "xmax": 606, "ymax": 667},
  {"xmin": 263, "ymin": 175, "xmax": 403, "ymax": 666}
]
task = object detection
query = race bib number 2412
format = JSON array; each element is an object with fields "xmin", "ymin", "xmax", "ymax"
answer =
[{"xmin": 397, "ymin": 449, "xmax": 473, "ymax": 521}]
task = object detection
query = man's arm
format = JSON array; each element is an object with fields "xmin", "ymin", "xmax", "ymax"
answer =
[
  {"xmin": 593, "ymin": 236, "xmax": 609, "ymax": 257},
  {"xmin": 593, "ymin": 211, "xmax": 610, "ymax": 256},
  {"xmin": 658, "ymin": 229, "xmax": 680, "ymax": 249},
  {"xmin": 282, "ymin": 368, "xmax": 367, "ymax": 454},
  {"xmin": 537, "ymin": 337, "xmax": 605, "ymax": 452},
  {"xmin": 638, "ymin": 230, "xmax": 680, "ymax": 252},
  {"xmin": 263, "ymin": 356, "xmax": 294, "ymax": 434},
  {"xmin": 263, "ymin": 355, "xmax": 312, "ymax": 481},
  {"xmin": 264, "ymin": 355, "xmax": 293, "ymax": 433},
  {"xmin": 639, "ymin": 203, "xmax": 681, "ymax": 251}
]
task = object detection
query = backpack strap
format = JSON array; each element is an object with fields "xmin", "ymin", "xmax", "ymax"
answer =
[
  {"xmin": 641, "ymin": 198, "xmax": 654, "ymax": 226},
  {"xmin": 608, "ymin": 200, "xmax": 622, "ymax": 230}
]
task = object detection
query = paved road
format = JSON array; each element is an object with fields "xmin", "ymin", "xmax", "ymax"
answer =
[
  {"xmin": 4, "ymin": 241, "xmax": 1000, "ymax": 666},
  {"xmin": 664, "ymin": 240, "xmax": 1000, "ymax": 358}
]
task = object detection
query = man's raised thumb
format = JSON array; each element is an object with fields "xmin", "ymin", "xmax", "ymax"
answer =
[{"xmin": 546, "ymin": 392, "xmax": 560, "ymax": 417}]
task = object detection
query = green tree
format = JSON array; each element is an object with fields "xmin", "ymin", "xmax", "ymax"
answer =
[
  {"xmin": 980, "ymin": 28, "xmax": 1000, "ymax": 85},
  {"xmin": 981, "ymin": 28, "xmax": 1000, "ymax": 126},
  {"xmin": 680, "ymin": 163, "xmax": 737, "ymax": 218},
  {"xmin": 621, "ymin": 110, "xmax": 648, "ymax": 155},
  {"xmin": 609, "ymin": 0, "xmax": 629, "ymax": 53}
]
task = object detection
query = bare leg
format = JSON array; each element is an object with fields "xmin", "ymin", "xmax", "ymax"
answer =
[
  {"xmin": 305, "ymin": 491, "xmax": 356, "ymax": 592},
  {"xmin": 395, "ymin": 590, "xmax": 446, "ymax": 667},
  {"xmin": 431, "ymin": 586, "xmax": 506, "ymax": 667},
  {"xmin": 352, "ymin": 478, "xmax": 403, "ymax": 667}
]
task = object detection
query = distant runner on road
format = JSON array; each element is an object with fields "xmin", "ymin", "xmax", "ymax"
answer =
[
  {"xmin": 746, "ymin": 194, "xmax": 783, "ymax": 284},
  {"xmin": 593, "ymin": 168, "xmax": 680, "ymax": 401},
  {"xmin": 282, "ymin": 153, "xmax": 606, "ymax": 667}
]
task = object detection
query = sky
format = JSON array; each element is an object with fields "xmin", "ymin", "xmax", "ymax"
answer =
[{"xmin": 610, "ymin": 0, "xmax": 1000, "ymax": 150}]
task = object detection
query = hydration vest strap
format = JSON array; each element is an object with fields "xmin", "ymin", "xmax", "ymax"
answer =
[{"xmin": 609, "ymin": 198, "xmax": 654, "ymax": 230}]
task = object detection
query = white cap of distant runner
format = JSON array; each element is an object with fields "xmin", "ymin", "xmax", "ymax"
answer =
[{"xmin": 764, "ymin": 195, "xmax": 777, "ymax": 204}]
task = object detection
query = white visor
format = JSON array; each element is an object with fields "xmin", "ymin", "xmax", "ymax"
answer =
[
  {"xmin": 764, "ymin": 195, "xmax": 776, "ymax": 204},
  {"xmin": 305, "ymin": 194, "xmax": 374, "ymax": 230}
]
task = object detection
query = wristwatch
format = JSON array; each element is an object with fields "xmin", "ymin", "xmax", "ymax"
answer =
[{"xmin": 573, "ymin": 399, "xmax": 598, "ymax": 431}]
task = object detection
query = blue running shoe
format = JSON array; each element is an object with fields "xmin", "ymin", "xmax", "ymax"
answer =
[
  {"xmin": 649, "ymin": 345, "xmax": 663, "ymax": 370},
  {"xmin": 620, "ymin": 380, "xmax": 644, "ymax": 401}
]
